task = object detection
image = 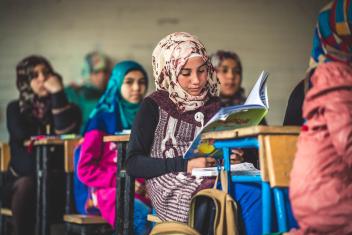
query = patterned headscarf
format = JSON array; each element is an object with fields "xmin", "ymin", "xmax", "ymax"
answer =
[
  {"xmin": 84, "ymin": 60, "xmax": 148, "ymax": 134},
  {"xmin": 152, "ymin": 32, "xmax": 220, "ymax": 113},
  {"xmin": 16, "ymin": 55, "xmax": 57, "ymax": 122},
  {"xmin": 309, "ymin": 0, "xmax": 352, "ymax": 70}
]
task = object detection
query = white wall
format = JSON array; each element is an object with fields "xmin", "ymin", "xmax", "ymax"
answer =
[{"xmin": 0, "ymin": 0, "xmax": 329, "ymax": 141}]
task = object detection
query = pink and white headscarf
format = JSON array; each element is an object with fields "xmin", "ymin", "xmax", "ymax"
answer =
[{"xmin": 152, "ymin": 32, "xmax": 220, "ymax": 112}]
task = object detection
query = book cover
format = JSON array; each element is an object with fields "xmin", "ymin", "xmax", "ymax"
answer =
[{"xmin": 183, "ymin": 71, "xmax": 269, "ymax": 159}]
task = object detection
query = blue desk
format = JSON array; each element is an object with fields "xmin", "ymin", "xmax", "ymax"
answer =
[{"xmin": 202, "ymin": 125, "xmax": 300, "ymax": 234}]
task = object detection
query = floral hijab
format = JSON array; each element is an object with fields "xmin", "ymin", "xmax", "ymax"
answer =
[
  {"xmin": 152, "ymin": 32, "xmax": 220, "ymax": 113},
  {"xmin": 16, "ymin": 55, "xmax": 57, "ymax": 123},
  {"xmin": 309, "ymin": 0, "xmax": 352, "ymax": 70}
]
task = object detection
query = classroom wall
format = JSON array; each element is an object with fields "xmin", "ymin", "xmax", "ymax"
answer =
[{"xmin": 0, "ymin": 0, "xmax": 329, "ymax": 141}]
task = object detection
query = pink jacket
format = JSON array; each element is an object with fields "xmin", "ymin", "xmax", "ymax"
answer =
[
  {"xmin": 289, "ymin": 62, "xmax": 352, "ymax": 234},
  {"xmin": 77, "ymin": 129, "xmax": 150, "ymax": 226}
]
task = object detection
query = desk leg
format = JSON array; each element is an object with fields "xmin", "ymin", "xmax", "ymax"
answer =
[
  {"xmin": 273, "ymin": 188, "xmax": 288, "ymax": 232},
  {"xmin": 121, "ymin": 142, "xmax": 134, "ymax": 235},
  {"xmin": 123, "ymin": 172, "xmax": 134, "ymax": 235},
  {"xmin": 222, "ymin": 147, "xmax": 232, "ymax": 194},
  {"xmin": 36, "ymin": 146, "xmax": 42, "ymax": 235},
  {"xmin": 65, "ymin": 172, "xmax": 74, "ymax": 214},
  {"xmin": 262, "ymin": 181, "xmax": 272, "ymax": 234},
  {"xmin": 41, "ymin": 145, "xmax": 49, "ymax": 235},
  {"xmin": 116, "ymin": 142, "xmax": 125, "ymax": 235}
]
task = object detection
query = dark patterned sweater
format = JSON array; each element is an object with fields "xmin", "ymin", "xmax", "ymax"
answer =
[
  {"xmin": 7, "ymin": 90, "xmax": 81, "ymax": 176},
  {"xmin": 127, "ymin": 90, "xmax": 220, "ymax": 222}
]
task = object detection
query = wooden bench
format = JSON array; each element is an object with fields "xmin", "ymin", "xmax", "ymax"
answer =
[
  {"xmin": 0, "ymin": 142, "xmax": 13, "ymax": 235},
  {"xmin": 62, "ymin": 138, "xmax": 113, "ymax": 235}
]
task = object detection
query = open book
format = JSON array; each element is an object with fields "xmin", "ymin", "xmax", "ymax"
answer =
[
  {"xmin": 192, "ymin": 162, "xmax": 260, "ymax": 177},
  {"xmin": 183, "ymin": 71, "xmax": 269, "ymax": 159}
]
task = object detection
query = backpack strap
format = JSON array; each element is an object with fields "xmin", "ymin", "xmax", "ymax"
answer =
[{"xmin": 213, "ymin": 169, "xmax": 229, "ymax": 193}]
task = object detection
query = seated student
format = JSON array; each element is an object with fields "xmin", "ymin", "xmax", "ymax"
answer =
[
  {"xmin": 4, "ymin": 55, "xmax": 81, "ymax": 235},
  {"xmin": 211, "ymin": 50, "xmax": 246, "ymax": 107},
  {"xmin": 289, "ymin": 1, "xmax": 352, "ymax": 234},
  {"xmin": 211, "ymin": 50, "xmax": 267, "ymax": 123},
  {"xmin": 76, "ymin": 60, "xmax": 151, "ymax": 234},
  {"xmin": 126, "ymin": 32, "xmax": 262, "ymax": 235},
  {"xmin": 65, "ymin": 51, "xmax": 111, "ymax": 132}
]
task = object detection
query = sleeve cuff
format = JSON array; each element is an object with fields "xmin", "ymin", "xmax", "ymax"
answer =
[
  {"xmin": 51, "ymin": 90, "xmax": 69, "ymax": 109},
  {"xmin": 175, "ymin": 157, "xmax": 188, "ymax": 172}
]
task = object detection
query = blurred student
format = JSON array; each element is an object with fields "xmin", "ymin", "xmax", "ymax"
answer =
[
  {"xmin": 289, "ymin": 1, "xmax": 352, "ymax": 234},
  {"xmin": 211, "ymin": 50, "xmax": 246, "ymax": 107},
  {"xmin": 76, "ymin": 61, "xmax": 151, "ymax": 234},
  {"xmin": 4, "ymin": 55, "xmax": 81, "ymax": 235},
  {"xmin": 65, "ymin": 51, "xmax": 111, "ymax": 132}
]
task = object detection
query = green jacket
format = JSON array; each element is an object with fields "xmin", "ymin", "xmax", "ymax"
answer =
[{"xmin": 65, "ymin": 85, "xmax": 104, "ymax": 133}]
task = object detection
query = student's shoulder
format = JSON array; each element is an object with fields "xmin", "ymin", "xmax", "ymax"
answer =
[
  {"xmin": 7, "ymin": 100, "xmax": 20, "ymax": 114},
  {"xmin": 6, "ymin": 100, "xmax": 24, "ymax": 122},
  {"xmin": 140, "ymin": 94, "xmax": 159, "ymax": 112}
]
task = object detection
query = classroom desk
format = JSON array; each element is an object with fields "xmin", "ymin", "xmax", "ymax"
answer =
[
  {"xmin": 103, "ymin": 134, "xmax": 132, "ymax": 235},
  {"xmin": 201, "ymin": 125, "xmax": 300, "ymax": 234},
  {"xmin": 26, "ymin": 137, "xmax": 78, "ymax": 235}
]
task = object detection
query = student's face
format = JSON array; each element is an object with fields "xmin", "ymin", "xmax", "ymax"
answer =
[
  {"xmin": 90, "ymin": 70, "xmax": 110, "ymax": 91},
  {"xmin": 216, "ymin": 58, "xmax": 241, "ymax": 97},
  {"xmin": 177, "ymin": 56, "xmax": 208, "ymax": 96},
  {"xmin": 121, "ymin": 70, "xmax": 147, "ymax": 104},
  {"xmin": 30, "ymin": 64, "xmax": 50, "ymax": 97}
]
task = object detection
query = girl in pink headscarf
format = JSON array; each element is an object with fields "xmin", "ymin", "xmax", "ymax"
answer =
[{"xmin": 289, "ymin": 1, "xmax": 352, "ymax": 234}]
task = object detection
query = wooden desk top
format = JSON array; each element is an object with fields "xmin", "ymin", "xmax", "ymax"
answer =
[
  {"xmin": 201, "ymin": 125, "xmax": 300, "ymax": 140},
  {"xmin": 24, "ymin": 137, "xmax": 81, "ymax": 146},
  {"xmin": 103, "ymin": 134, "xmax": 130, "ymax": 142}
]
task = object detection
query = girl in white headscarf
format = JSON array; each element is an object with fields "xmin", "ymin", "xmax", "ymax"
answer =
[
  {"xmin": 127, "ymin": 32, "xmax": 262, "ymax": 235},
  {"xmin": 127, "ymin": 32, "xmax": 220, "ymax": 222}
]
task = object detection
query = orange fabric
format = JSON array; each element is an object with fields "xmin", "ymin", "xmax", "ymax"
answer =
[{"xmin": 289, "ymin": 62, "xmax": 352, "ymax": 234}]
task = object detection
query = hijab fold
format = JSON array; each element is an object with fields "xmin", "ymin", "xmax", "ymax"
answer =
[
  {"xmin": 16, "ymin": 55, "xmax": 55, "ymax": 123},
  {"xmin": 309, "ymin": 0, "xmax": 352, "ymax": 70},
  {"xmin": 84, "ymin": 61, "xmax": 148, "ymax": 134},
  {"xmin": 152, "ymin": 32, "xmax": 219, "ymax": 113}
]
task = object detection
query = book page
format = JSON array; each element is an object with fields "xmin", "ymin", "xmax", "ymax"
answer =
[
  {"xmin": 183, "ymin": 71, "xmax": 269, "ymax": 159},
  {"xmin": 244, "ymin": 71, "xmax": 269, "ymax": 108},
  {"xmin": 191, "ymin": 162, "xmax": 260, "ymax": 177}
]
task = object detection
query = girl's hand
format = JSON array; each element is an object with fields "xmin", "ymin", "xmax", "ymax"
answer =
[
  {"xmin": 230, "ymin": 149, "xmax": 244, "ymax": 164},
  {"xmin": 43, "ymin": 74, "xmax": 63, "ymax": 94},
  {"xmin": 187, "ymin": 157, "xmax": 216, "ymax": 174}
]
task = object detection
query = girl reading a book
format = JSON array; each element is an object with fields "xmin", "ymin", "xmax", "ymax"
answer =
[
  {"xmin": 76, "ymin": 61, "xmax": 152, "ymax": 234},
  {"xmin": 4, "ymin": 55, "xmax": 81, "ymax": 235},
  {"xmin": 126, "ymin": 32, "xmax": 262, "ymax": 235}
]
